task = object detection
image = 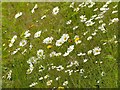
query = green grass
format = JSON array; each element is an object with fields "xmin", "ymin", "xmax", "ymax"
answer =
[{"xmin": 2, "ymin": 2, "xmax": 118, "ymax": 88}]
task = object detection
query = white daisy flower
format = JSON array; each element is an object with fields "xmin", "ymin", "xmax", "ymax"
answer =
[
  {"xmin": 55, "ymin": 34, "xmax": 69, "ymax": 46},
  {"xmin": 87, "ymin": 50, "xmax": 92, "ymax": 55},
  {"xmin": 63, "ymin": 52, "xmax": 69, "ymax": 57},
  {"xmin": 31, "ymin": 4, "xmax": 38, "ymax": 13},
  {"xmin": 69, "ymin": 2, "xmax": 74, "ymax": 8},
  {"xmin": 85, "ymin": 19, "xmax": 95, "ymax": 26},
  {"xmin": 63, "ymin": 45, "xmax": 74, "ymax": 57},
  {"xmin": 111, "ymin": 18, "xmax": 119, "ymax": 23},
  {"xmin": 11, "ymin": 48, "xmax": 20, "ymax": 55},
  {"xmin": 93, "ymin": 8, "xmax": 98, "ymax": 11},
  {"xmin": 19, "ymin": 39, "xmax": 27, "ymax": 47},
  {"xmin": 87, "ymin": 36, "xmax": 92, "ymax": 40},
  {"xmin": 39, "ymin": 65, "xmax": 45, "ymax": 72},
  {"xmin": 27, "ymin": 57, "xmax": 38, "ymax": 64},
  {"xmin": 92, "ymin": 32, "xmax": 97, "ymax": 36},
  {"xmin": 77, "ymin": 52, "xmax": 86, "ymax": 56},
  {"xmin": 73, "ymin": 26, "xmax": 79, "ymax": 30},
  {"xmin": 93, "ymin": 47, "xmax": 101, "ymax": 56},
  {"xmin": 39, "ymin": 77, "xmax": 43, "ymax": 81},
  {"xmin": 24, "ymin": 30, "xmax": 31, "ymax": 38},
  {"xmin": 80, "ymin": 15, "xmax": 87, "ymax": 22},
  {"xmin": 44, "ymin": 75, "xmax": 49, "ymax": 79},
  {"xmin": 83, "ymin": 59, "xmax": 88, "ymax": 63},
  {"xmin": 50, "ymin": 51, "xmax": 62, "ymax": 57},
  {"xmin": 112, "ymin": 10, "xmax": 118, "ymax": 14},
  {"xmin": 74, "ymin": 61, "xmax": 79, "ymax": 66},
  {"xmin": 101, "ymin": 71, "xmax": 105, "ymax": 76},
  {"xmin": 61, "ymin": 34, "xmax": 69, "ymax": 42},
  {"xmin": 29, "ymin": 82, "xmax": 38, "ymax": 87},
  {"xmin": 26, "ymin": 63, "xmax": 34, "ymax": 74},
  {"xmin": 67, "ymin": 45, "xmax": 74, "ymax": 53},
  {"xmin": 67, "ymin": 62, "xmax": 73, "ymax": 68},
  {"xmin": 74, "ymin": 7, "xmax": 80, "ymax": 12},
  {"xmin": 52, "ymin": 6, "xmax": 59, "ymax": 15},
  {"xmin": 80, "ymin": 69, "xmax": 84, "ymax": 74},
  {"xmin": 56, "ymin": 65, "xmax": 64, "ymax": 71},
  {"xmin": 41, "ymin": 15, "xmax": 46, "ymax": 19},
  {"xmin": 55, "ymin": 76, "xmax": 61, "ymax": 81},
  {"xmin": 113, "ymin": 5, "xmax": 117, "ymax": 9},
  {"xmin": 7, "ymin": 70, "xmax": 12, "ymax": 80},
  {"xmin": 66, "ymin": 20, "xmax": 72, "ymax": 25},
  {"xmin": 29, "ymin": 43, "xmax": 33, "ymax": 50},
  {"xmin": 15, "ymin": 12, "xmax": 22, "ymax": 19},
  {"xmin": 9, "ymin": 35, "xmax": 17, "ymax": 47},
  {"xmin": 43, "ymin": 37, "xmax": 53, "ymax": 44},
  {"xmin": 37, "ymin": 49, "xmax": 45, "ymax": 59},
  {"xmin": 55, "ymin": 40, "xmax": 63, "ymax": 46},
  {"xmin": 63, "ymin": 81, "xmax": 68, "ymax": 86},
  {"xmin": 34, "ymin": 31, "xmax": 42, "ymax": 38},
  {"xmin": 46, "ymin": 80, "xmax": 53, "ymax": 86}
]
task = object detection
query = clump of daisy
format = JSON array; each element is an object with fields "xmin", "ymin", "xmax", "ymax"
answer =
[
  {"xmin": 52, "ymin": 6, "xmax": 59, "ymax": 15},
  {"xmin": 15, "ymin": 12, "xmax": 22, "ymax": 19},
  {"xmin": 34, "ymin": 31, "xmax": 42, "ymax": 38},
  {"xmin": 43, "ymin": 37, "xmax": 53, "ymax": 44},
  {"xmin": 9, "ymin": 35, "xmax": 17, "ymax": 47},
  {"xmin": 93, "ymin": 47, "xmax": 101, "ymax": 56}
]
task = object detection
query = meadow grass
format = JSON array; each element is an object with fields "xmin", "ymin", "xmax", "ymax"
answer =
[{"xmin": 2, "ymin": 2, "xmax": 118, "ymax": 88}]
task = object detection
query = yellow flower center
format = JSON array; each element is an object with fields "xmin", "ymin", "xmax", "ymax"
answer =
[
  {"xmin": 47, "ymin": 45, "xmax": 52, "ymax": 49},
  {"xmin": 75, "ymin": 37, "xmax": 79, "ymax": 42}
]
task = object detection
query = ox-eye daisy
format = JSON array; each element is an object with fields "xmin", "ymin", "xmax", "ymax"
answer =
[
  {"xmin": 19, "ymin": 39, "xmax": 27, "ymax": 47},
  {"xmin": 63, "ymin": 81, "xmax": 68, "ymax": 86},
  {"xmin": 43, "ymin": 37, "xmax": 53, "ymax": 44},
  {"xmin": 93, "ymin": 47, "xmax": 101, "ymax": 56},
  {"xmin": 46, "ymin": 80, "xmax": 53, "ymax": 86},
  {"xmin": 15, "ymin": 12, "xmax": 22, "ymax": 19},
  {"xmin": 34, "ymin": 31, "xmax": 42, "ymax": 38},
  {"xmin": 52, "ymin": 6, "xmax": 59, "ymax": 15}
]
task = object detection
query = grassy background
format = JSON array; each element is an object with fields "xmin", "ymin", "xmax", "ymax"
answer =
[{"xmin": 2, "ymin": 2, "xmax": 118, "ymax": 88}]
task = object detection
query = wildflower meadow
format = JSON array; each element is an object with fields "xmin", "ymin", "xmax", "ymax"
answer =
[{"xmin": 2, "ymin": 1, "xmax": 119, "ymax": 88}]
